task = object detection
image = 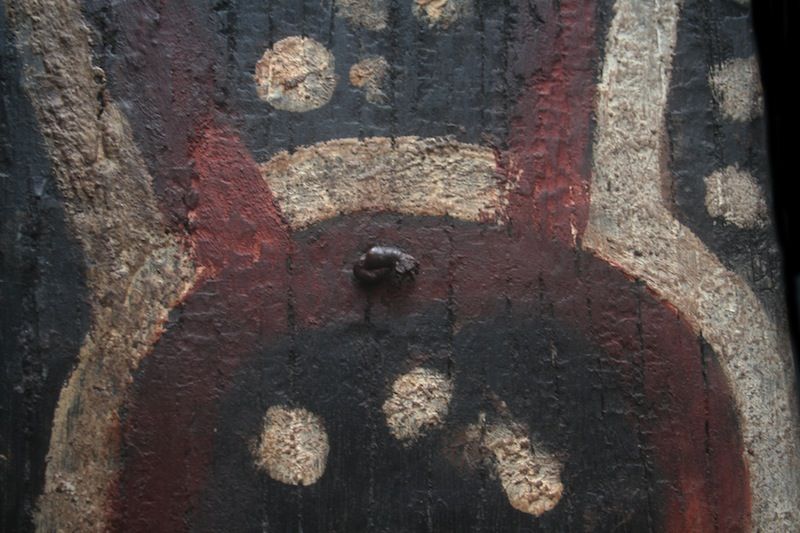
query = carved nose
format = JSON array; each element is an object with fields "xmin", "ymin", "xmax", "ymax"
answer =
[{"xmin": 353, "ymin": 245, "xmax": 420, "ymax": 285}]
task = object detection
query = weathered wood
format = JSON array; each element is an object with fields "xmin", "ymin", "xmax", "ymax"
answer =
[{"xmin": 1, "ymin": 0, "xmax": 797, "ymax": 531}]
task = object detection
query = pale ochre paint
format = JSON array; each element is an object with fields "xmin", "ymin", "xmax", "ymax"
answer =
[
  {"xmin": 461, "ymin": 413, "xmax": 564, "ymax": 517},
  {"xmin": 349, "ymin": 55, "xmax": 390, "ymax": 105},
  {"xmin": 583, "ymin": 0, "xmax": 799, "ymax": 529},
  {"xmin": 704, "ymin": 165, "xmax": 768, "ymax": 228},
  {"xmin": 412, "ymin": 0, "xmax": 472, "ymax": 28},
  {"xmin": 260, "ymin": 136, "xmax": 507, "ymax": 229},
  {"xmin": 254, "ymin": 406, "xmax": 330, "ymax": 486},
  {"xmin": 7, "ymin": 1, "xmax": 196, "ymax": 531},
  {"xmin": 255, "ymin": 36, "xmax": 337, "ymax": 113},
  {"xmin": 383, "ymin": 367, "xmax": 454, "ymax": 442},
  {"xmin": 337, "ymin": 0, "xmax": 388, "ymax": 31},
  {"xmin": 709, "ymin": 55, "xmax": 763, "ymax": 122}
]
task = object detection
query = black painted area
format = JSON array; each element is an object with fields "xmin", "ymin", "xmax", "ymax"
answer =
[
  {"xmin": 117, "ymin": 203, "xmax": 749, "ymax": 531},
  {"xmin": 195, "ymin": 301, "xmax": 653, "ymax": 532},
  {"xmin": 82, "ymin": 0, "xmax": 528, "ymax": 177},
  {"xmin": 0, "ymin": 9, "xmax": 90, "ymax": 533},
  {"xmin": 666, "ymin": 0, "xmax": 783, "ymax": 318},
  {"xmin": 222, "ymin": 0, "xmax": 520, "ymax": 161}
]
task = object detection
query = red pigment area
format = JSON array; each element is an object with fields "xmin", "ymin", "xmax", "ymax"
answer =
[
  {"xmin": 507, "ymin": 0, "xmax": 595, "ymax": 243},
  {"xmin": 115, "ymin": 214, "xmax": 749, "ymax": 532},
  {"xmin": 110, "ymin": 125, "xmax": 292, "ymax": 532},
  {"xmin": 107, "ymin": 1, "xmax": 750, "ymax": 530},
  {"xmin": 455, "ymin": 229, "xmax": 751, "ymax": 532},
  {"xmin": 188, "ymin": 126, "xmax": 291, "ymax": 276}
]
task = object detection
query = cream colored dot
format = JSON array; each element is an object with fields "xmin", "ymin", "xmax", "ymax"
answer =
[
  {"xmin": 254, "ymin": 36, "xmax": 336, "ymax": 112},
  {"xmin": 383, "ymin": 367, "xmax": 454, "ymax": 442},
  {"xmin": 709, "ymin": 56, "xmax": 763, "ymax": 122},
  {"xmin": 484, "ymin": 422, "xmax": 564, "ymax": 516},
  {"xmin": 337, "ymin": 0, "xmax": 388, "ymax": 31},
  {"xmin": 412, "ymin": 0, "xmax": 472, "ymax": 28},
  {"xmin": 253, "ymin": 406, "xmax": 329, "ymax": 486},
  {"xmin": 705, "ymin": 165, "xmax": 768, "ymax": 228},
  {"xmin": 456, "ymin": 415, "xmax": 564, "ymax": 517},
  {"xmin": 349, "ymin": 56, "xmax": 389, "ymax": 104}
]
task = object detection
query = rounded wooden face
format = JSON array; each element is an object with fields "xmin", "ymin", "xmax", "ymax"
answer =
[{"xmin": 87, "ymin": 1, "xmax": 752, "ymax": 531}]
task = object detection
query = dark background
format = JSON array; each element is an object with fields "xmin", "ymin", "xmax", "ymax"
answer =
[
  {"xmin": 753, "ymin": 1, "xmax": 800, "ymax": 361},
  {"xmin": 0, "ymin": 6, "xmax": 90, "ymax": 533}
]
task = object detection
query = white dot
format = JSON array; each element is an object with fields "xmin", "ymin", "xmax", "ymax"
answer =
[
  {"xmin": 460, "ymin": 417, "xmax": 564, "ymax": 516},
  {"xmin": 704, "ymin": 165, "xmax": 768, "ymax": 228},
  {"xmin": 253, "ymin": 406, "xmax": 329, "ymax": 486},
  {"xmin": 383, "ymin": 367, "xmax": 454, "ymax": 442},
  {"xmin": 349, "ymin": 56, "xmax": 389, "ymax": 104},
  {"xmin": 337, "ymin": 0, "xmax": 388, "ymax": 31},
  {"xmin": 709, "ymin": 56, "xmax": 763, "ymax": 122},
  {"xmin": 254, "ymin": 37, "xmax": 336, "ymax": 112}
]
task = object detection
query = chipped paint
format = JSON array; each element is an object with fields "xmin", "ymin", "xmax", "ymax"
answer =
[
  {"xmin": 259, "ymin": 136, "xmax": 506, "ymax": 229},
  {"xmin": 254, "ymin": 406, "xmax": 330, "ymax": 486},
  {"xmin": 254, "ymin": 36, "xmax": 337, "ymax": 112},
  {"xmin": 583, "ymin": 0, "xmax": 800, "ymax": 529},
  {"xmin": 705, "ymin": 165, "xmax": 768, "ymax": 228},
  {"xmin": 383, "ymin": 368, "xmax": 454, "ymax": 442},
  {"xmin": 709, "ymin": 56, "xmax": 763, "ymax": 122},
  {"xmin": 349, "ymin": 56, "xmax": 389, "ymax": 104}
]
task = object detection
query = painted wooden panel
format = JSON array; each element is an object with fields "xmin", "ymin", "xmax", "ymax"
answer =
[{"xmin": 1, "ymin": 0, "xmax": 796, "ymax": 531}]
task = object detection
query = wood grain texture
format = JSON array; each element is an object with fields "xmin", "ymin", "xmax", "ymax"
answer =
[
  {"xmin": 0, "ymin": 0, "xmax": 795, "ymax": 531},
  {"xmin": 4, "ymin": 1, "xmax": 195, "ymax": 530},
  {"xmin": 583, "ymin": 1, "xmax": 799, "ymax": 528}
]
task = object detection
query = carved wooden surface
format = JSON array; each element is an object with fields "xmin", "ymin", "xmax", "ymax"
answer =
[{"xmin": 1, "ymin": 1, "xmax": 797, "ymax": 531}]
